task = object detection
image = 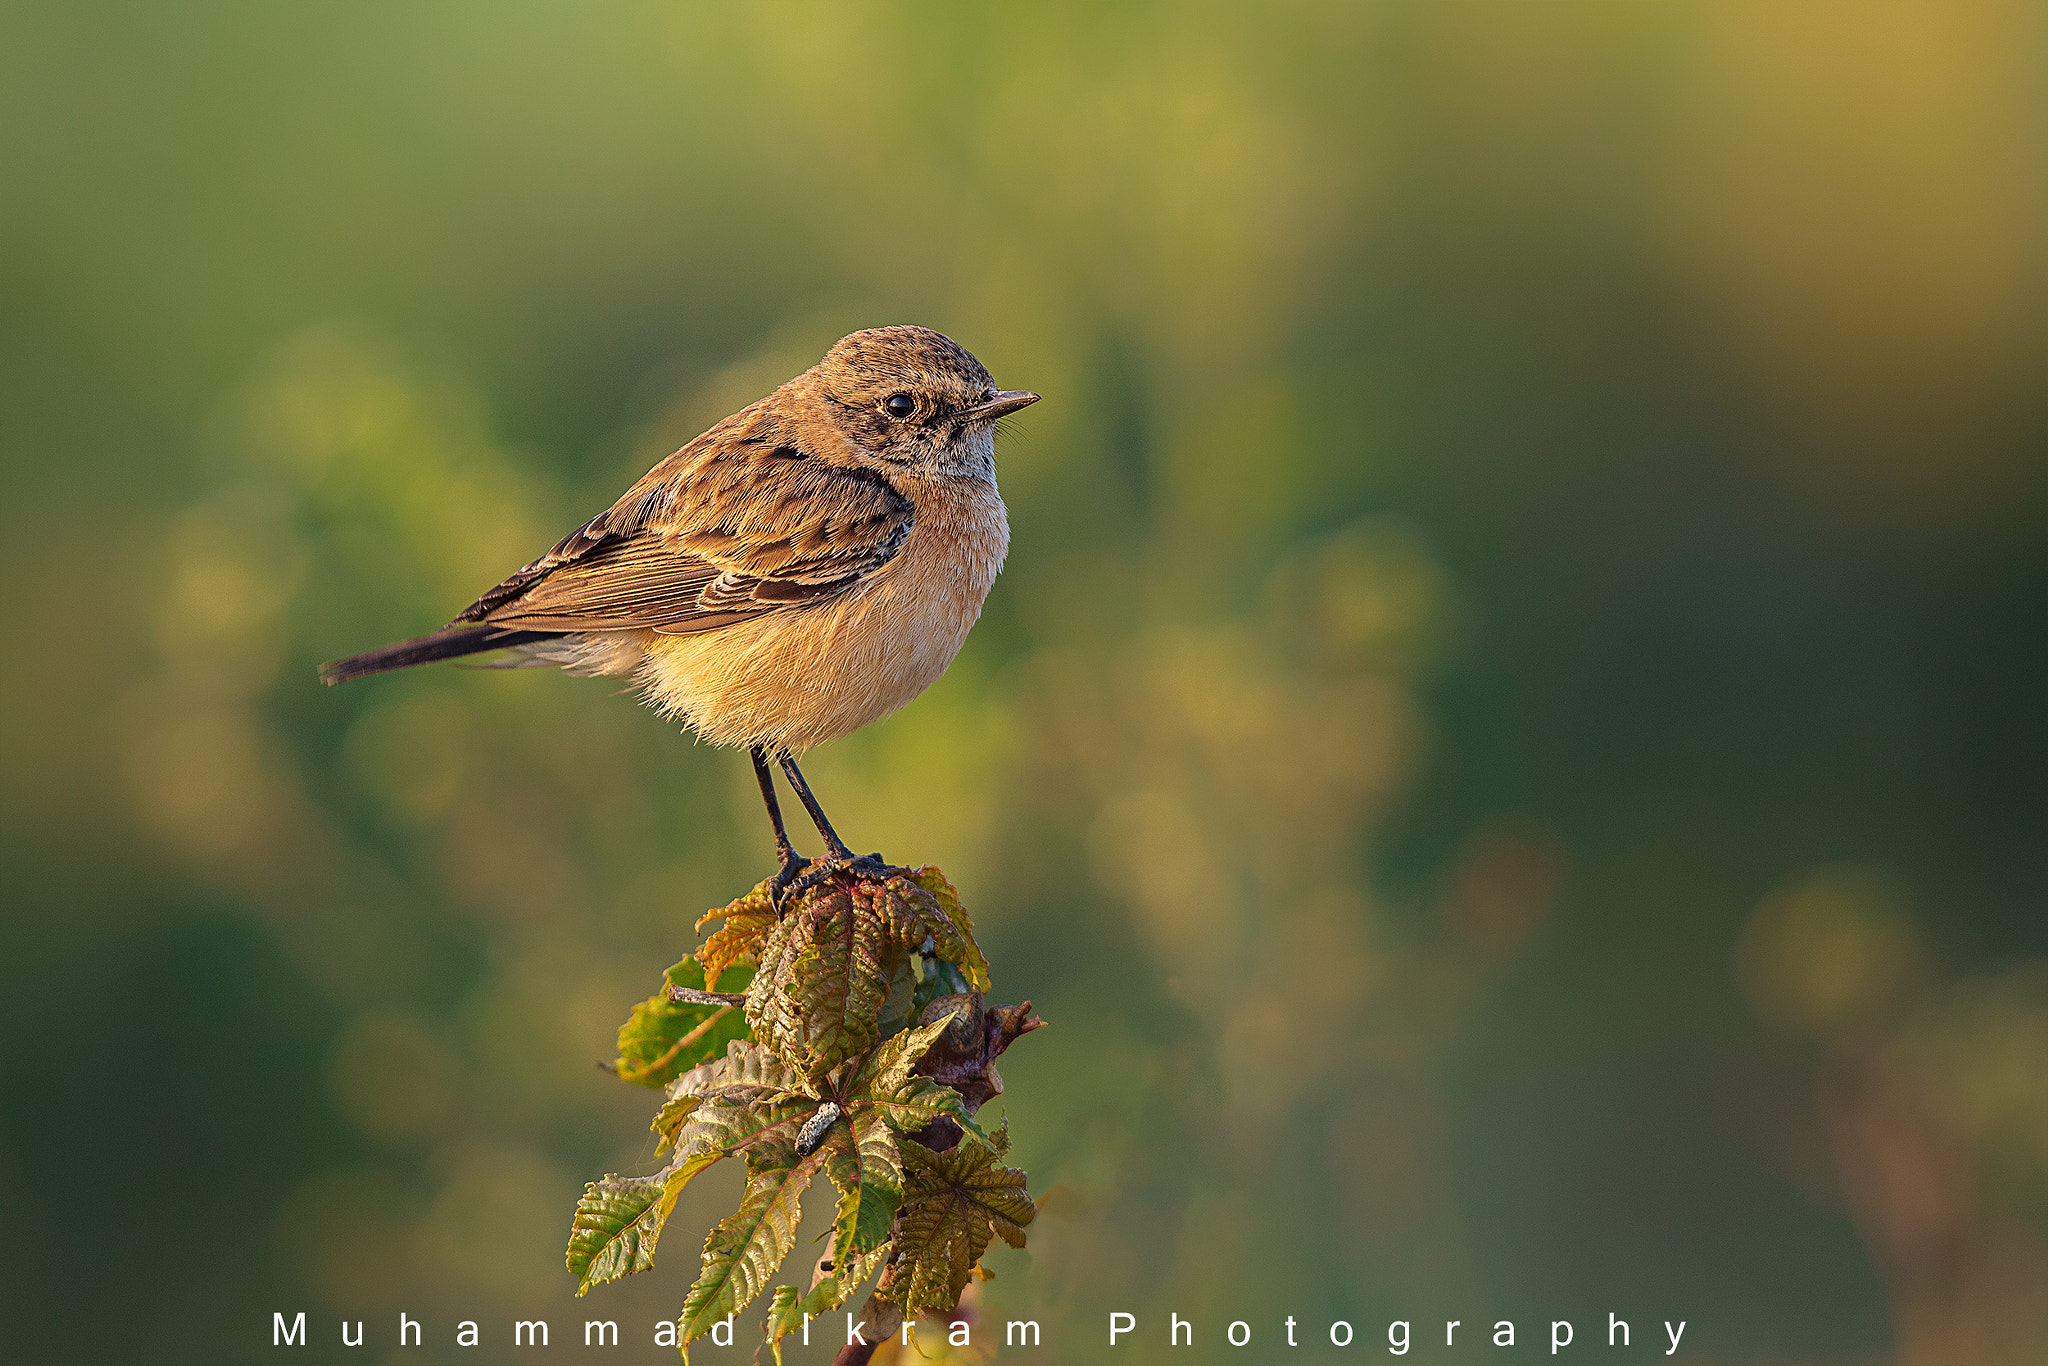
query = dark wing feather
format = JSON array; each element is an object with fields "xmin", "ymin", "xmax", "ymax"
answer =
[{"xmin": 458, "ymin": 430, "xmax": 913, "ymax": 636}]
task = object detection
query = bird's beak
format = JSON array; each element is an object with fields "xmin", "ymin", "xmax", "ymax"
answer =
[{"xmin": 962, "ymin": 389, "xmax": 1040, "ymax": 423}]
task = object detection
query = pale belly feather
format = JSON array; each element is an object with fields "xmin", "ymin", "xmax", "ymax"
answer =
[{"xmin": 621, "ymin": 477, "xmax": 1006, "ymax": 752}]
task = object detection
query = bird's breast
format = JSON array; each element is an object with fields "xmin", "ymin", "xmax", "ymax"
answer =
[
  {"xmin": 634, "ymin": 476, "xmax": 1007, "ymax": 751},
  {"xmin": 867, "ymin": 474, "xmax": 1009, "ymax": 646},
  {"xmin": 819, "ymin": 475, "xmax": 1007, "ymax": 707}
]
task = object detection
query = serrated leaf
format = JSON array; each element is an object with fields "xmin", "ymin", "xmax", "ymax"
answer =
[
  {"xmin": 670, "ymin": 1091, "xmax": 812, "ymax": 1184},
  {"xmin": 823, "ymin": 1106, "xmax": 904, "ymax": 1255},
  {"xmin": 641, "ymin": 1043, "xmax": 819, "ymax": 1207},
  {"xmin": 746, "ymin": 885, "xmax": 895, "ymax": 1083},
  {"xmin": 651, "ymin": 1023, "xmax": 961, "ymax": 1307},
  {"xmin": 672, "ymin": 1038, "xmax": 811, "ymax": 1100},
  {"xmin": 657, "ymin": 1021, "xmax": 981, "ymax": 1344},
  {"xmin": 696, "ymin": 879, "xmax": 778, "ymax": 992},
  {"xmin": 844, "ymin": 1014, "xmax": 995, "ymax": 1152},
  {"xmin": 871, "ymin": 1075, "xmax": 997, "ymax": 1152},
  {"xmin": 762, "ymin": 1288, "xmax": 802, "ymax": 1366},
  {"xmin": 854, "ymin": 1013, "xmax": 958, "ymax": 1095},
  {"xmin": 678, "ymin": 1144, "xmax": 828, "ymax": 1343},
  {"xmin": 646, "ymin": 1024, "xmax": 949, "ymax": 1331},
  {"xmin": 655, "ymin": 1039, "xmax": 810, "ymax": 1147},
  {"xmin": 762, "ymin": 1242, "xmax": 889, "ymax": 1366},
  {"xmin": 879, "ymin": 1124, "xmax": 1034, "ymax": 1318},
  {"xmin": 695, "ymin": 875, "xmax": 773, "ymax": 935},
  {"xmin": 806, "ymin": 1019, "xmax": 999, "ymax": 1163},
  {"xmin": 613, "ymin": 957, "xmax": 755, "ymax": 1089},
  {"xmin": 566, "ymin": 1169, "xmax": 686, "ymax": 1294},
  {"xmin": 904, "ymin": 867, "xmax": 991, "ymax": 992},
  {"xmin": 661, "ymin": 1024, "xmax": 960, "ymax": 1221},
  {"xmin": 871, "ymin": 879, "xmax": 965, "ymax": 972},
  {"xmin": 741, "ymin": 875, "xmax": 994, "ymax": 1084},
  {"xmin": 570, "ymin": 862, "xmax": 1031, "ymax": 1364}
]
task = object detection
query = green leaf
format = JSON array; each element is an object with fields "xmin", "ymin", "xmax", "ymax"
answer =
[
  {"xmin": 678, "ymin": 1143, "xmax": 827, "ymax": 1344},
  {"xmin": 743, "ymin": 875, "xmax": 995, "ymax": 1084},
  {"xmin": 613, "ymin": 957, "xmax": 754, "ymax": 1089},
  {"xmin": 869, "ymin": 1075, "xmax": 996, "ymax": 1153},
  {"xmin": 880, "ymin": 1124, "xmax": 1034, "ymax": 1318},
  {"xmin": 844, "ymin": 1014, "xmax": 996, "ymax": 1152},
  {"xmin": 670, "ymin": 1091, "xmax": 812, "ymax": 1183},
  {"xmin": 568, "ymin": 862, "xmax": 1036, "ymax": 1366},
  {"xmin": 649, "ymin": 1022, "xmax": 973, "ymax": 1324},
  {"xmin": 641, "ymin": 1042, "xmax": 820, "ymax": 1212},
  {"xmin": 903, "ymin": 867, "xmax": 991, "ymax": 992},
  {"xmin": 763, "ymin": 1242, "xmax": 890, "ymax": 1366},
  {"xmin": 823, "ymin": 1106, "xmax": 905, "ymax": 1255},
  {"xmin": 855, "ymin": 1013, "xmax": 957, "ymax": 1095},
  {"xmin": 566, "ymin": 1171, "xmax": 685, "ymax": 1294},
  {"xmin": 761, "ymin": 1288, "xmax": 805, "ymax": 1366},
  {"xmin": 660, "ymin": 1021, "xmax": 984, "ymax": 1344}
]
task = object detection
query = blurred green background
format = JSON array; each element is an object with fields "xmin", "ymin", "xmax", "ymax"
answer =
[{"xmin": 5, "ymin": 3, "xmax": 2047, "ymax": 1363}]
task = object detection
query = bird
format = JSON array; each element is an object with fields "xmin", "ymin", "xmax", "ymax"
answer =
[{"xmin": 321, "ymin": 325, "xmax": 1038, "ymax": 900}]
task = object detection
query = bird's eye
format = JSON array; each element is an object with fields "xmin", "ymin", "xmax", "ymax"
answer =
[{"xmin": 884, "ymin": 393, "xmax": 915, "ymax": 419}]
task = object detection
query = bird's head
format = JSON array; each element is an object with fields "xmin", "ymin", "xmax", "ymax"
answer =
[{"xmin": 806, "ymin": 326, "xmax": 1038, "ymax": 480}]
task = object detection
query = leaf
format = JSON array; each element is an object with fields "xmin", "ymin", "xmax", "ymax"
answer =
[
  {"xmin": 823, "ymin": 1105, "xmax": 904, "ymax": 1256},
  {"xmin": 880, "ymin": 1124, "xmax": 1034, "ymax": 1318},
  {"xmin": 659, "ymin": 1023, "xmax": 937, "ymax": 1343},
  {"xmin": 660, "ymin": 1020, "xmax": 977, "ymax": 1344},
  {"xmin": 763, "ymin": 1242, "xmax": 889, "ymax": 1366},
  {"xmin": 762, "ymin": 1287, "xmax": 803, "ymax": 1364},
  {"xmin": 688, "ymin": 1038, "xmax": 811, "ymax": 1094},
  {"xmin": 567, "ymin": 862, "xmax": 1035, "ymax": 1363},
  {"xmin": 848, "ymin": 1014, "xmax": 996, "ymax": 1153},
  {"xmin": 746, "ymin": 886, "xmax": 895, "ymax": 1082},
  {"xmin": 642, "ymin": 1023, "xmax": 949, "ymax": 1320},
  {"xmin": 678, "ymin": 1142, "xmax": 828, "ymax": 1344},
  {"xmin": 696, "ymin": 878, "xmax": 778, "ymax": 992},
  {"xmin": 904, "ymin": 867, "xmax": 991, "ymax": 992},
  {"xmin": 613, "ymin": 957, "xmax": 755, "ymax": 1089},
  {"xmin": 655, "ymin": 1039, "xmax": 810, "ymax": 1148},
  {"xmin": 743, "ymin": 875, "xmax": 997, "ymax": 1084},
  {"xmin": 639, "ymin": 1043, "xmax": 819, "ymax": 1215},
  {"xmin": 695, "ymin": 874, "xmax": 773, "ymax": 934},
  {"xmin": 569, "ymin": 1045, "xmax": 812, "ymax": 1302},
  {"xmin": 669, "ymin": 1075, "xmax": 817, "ymax": 1188},
  {"xmin": 650, "ymin": 1022, "xmax": 965, "ymax": 1308},
  {"xmin": 566, "ymin": 1171, "xmax": 684, "ymax": 1294},
  {"xmin": 860, "ymin": 1075, "xmax": 996, "ymax": 1156},
  {"xmin": 858, "ymin": 1014, "xmax": 956, "ymax": 1092}
]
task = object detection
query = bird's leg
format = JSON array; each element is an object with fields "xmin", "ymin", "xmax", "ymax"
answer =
[
  {"xmin": 775, "ymin": 749, "xmax": 859, "ymax": 862},
  {"xmin": 753, "ymin": 746, "xmax": 809, "ymax": 905},
  {"xmin": 770, "ymin": 749, "xmax": 905, "ymax": 897},
  {"xmin": 774, "ymin": 751, "xmax": 904, "ymax": 900}
]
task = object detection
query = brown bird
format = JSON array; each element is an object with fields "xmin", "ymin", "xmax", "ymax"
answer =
[{"xmin": 321, "ymin": 326, "xmax": 1038, "ymax": 899}]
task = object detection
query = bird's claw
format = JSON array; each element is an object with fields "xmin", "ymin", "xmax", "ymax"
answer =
[
  {"xmin": 778, "ymin": 852, "xmax": 905, "ymax": 905},
  {"xmin": 768, "ymin": 854, "xmax": 812, "ymax": 912}
]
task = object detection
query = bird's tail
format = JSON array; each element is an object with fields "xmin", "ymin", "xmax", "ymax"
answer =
[{"xmin": 319, "ymin": 625, "xmax": 560, "ymax": 685}]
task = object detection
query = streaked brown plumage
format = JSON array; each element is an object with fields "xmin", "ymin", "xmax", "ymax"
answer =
[{"xmin": 321, "ymin": 325, "xmax": 1038, "ymax": 894}]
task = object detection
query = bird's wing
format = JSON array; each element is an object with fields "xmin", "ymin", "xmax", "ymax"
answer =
[{"xmin": 454, "ymin": 433, "xmax": 913, "ymax": 635}]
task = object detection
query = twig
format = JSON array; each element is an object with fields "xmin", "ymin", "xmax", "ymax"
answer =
[{"xmin": 833, "ymin": 1339, "xmax": 882, "ymax": 1366}]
